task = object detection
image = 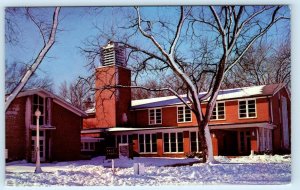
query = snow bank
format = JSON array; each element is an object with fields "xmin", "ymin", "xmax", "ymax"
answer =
[
  {"xmin": 215, "ymin": 154, "xmax": 291, "ymax": 163},
  {"xmin": 5, "ymin": 155, "xmax": 291, "ymax": 186}
]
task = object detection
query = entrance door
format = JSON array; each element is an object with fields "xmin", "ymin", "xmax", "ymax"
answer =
[
  {"xmin": 239, "ymin": 131, "xmax": 251, "ymax": 155},
  {"xmin": 222, "ymin": 131, "xmax": 238, "ymax": 156},
  {"xmin": 31, "ymin": 130, "xmax": 46, "ymax": 162}
]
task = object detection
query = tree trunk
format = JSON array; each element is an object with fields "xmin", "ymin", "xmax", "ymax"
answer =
[
  {"xmin": 204, "ymin": 124, "xmax": 214, "ymax": 162},
  {"xmin": 196, "ymin": 114, "xmax": 215, "ymax": 163}
]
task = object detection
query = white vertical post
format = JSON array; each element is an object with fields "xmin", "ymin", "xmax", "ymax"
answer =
[
  {"xmin": 112, "ymin": 159, "xmax": 115, "ymax": 175},
  {"xmin": 35, "ymin": 108, "xmax": 42, "ymax": 173}
]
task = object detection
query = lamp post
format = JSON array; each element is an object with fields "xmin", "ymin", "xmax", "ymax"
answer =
[{"xmin": 35, "ymin": 108, "xmax": 42, "ymax": 173}]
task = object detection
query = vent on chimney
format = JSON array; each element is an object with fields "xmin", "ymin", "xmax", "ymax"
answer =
[{"xmin": 100, "ymin": 41, "xmax": 126, "ymax": 67}]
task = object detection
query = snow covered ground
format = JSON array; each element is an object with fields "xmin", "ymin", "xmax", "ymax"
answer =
[{"xmin": 5, "ymin": 154, "xmax": 291, "ymax": 186}]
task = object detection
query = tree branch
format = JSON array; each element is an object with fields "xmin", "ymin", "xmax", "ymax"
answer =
[{"xmin": 5, "ymin": 7, "xmax": 60, "ymax": 111}]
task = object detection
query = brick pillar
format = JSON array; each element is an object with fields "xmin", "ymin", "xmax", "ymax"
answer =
[
  {"xmin": 132, "ymin": 134, "xmax": 139, "ymax": 154},
  {"xmin": 157, "ymin": 132, "xmax": 163, "ymax": 156},
  {"xmin": 183, "ymin": 131, "xmax": 190, "ymax": 154},
  {"xmin": 212, "ymin": 133, "xmax": 219, "ymax": 156},
  {"xmin": 251, "ymin": 129, "xmax": 258, "ymax": 152}
]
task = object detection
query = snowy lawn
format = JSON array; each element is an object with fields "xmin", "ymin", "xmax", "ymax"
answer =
[{"xmin": 5, "ymin": 155, "xmax": 291, "ymax": 186}]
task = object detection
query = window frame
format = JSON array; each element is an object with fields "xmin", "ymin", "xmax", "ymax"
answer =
[
  {"xmin": 238, "ymin": 98, "xmax": 257, "ymax": 119},
  {"xmin": 210, "ymin": 101, "xmax": 226, "ymax": 120},
  {"xmin": 32, "ymin": 94, "xmax": 45, "ymax": 125},
  {"xmin": 115, "ymin": 134, "xmax": 131, "ymax": 147},
  {"xmin": 190, "ymin": 131, "xmax": 201, "ymax": 152},
  {"xmin": 177, "ymin": 106, "xmax": 192, "ymax": 123},
  {"xmin": 148, "ymin": 108, "xmax": 162, "ymax": 125},
  {"xmin": 138, "ymin": 133, "xmax": 157, "ymax": 154},
  {"xmin": 163, "ymin": 132, "xmax": 184, "ymax": 153},
  {"xmin": 81, "ymin": 142, "xmax": 96, "ymax": 151}
]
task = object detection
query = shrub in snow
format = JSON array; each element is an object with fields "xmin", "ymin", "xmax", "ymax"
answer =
[{"xmin": 185, "ymin": 152, "xmax": 203, "ymax": 160}]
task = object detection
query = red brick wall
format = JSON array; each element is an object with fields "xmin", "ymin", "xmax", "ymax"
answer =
[
  {"xmin": 208, "ymin": 98, "xmax": 270, "ymax": 125},
  {"xmin": 132, "ymin": 97, "xmax": 270, "ymax": 127},
  {"xmin": 83, "ymin": 114, "xmax": 97, "ymax": 129},
  {"xmin": 51, "ymin": 102, "xmax": 82, "ymax": 161},
  {"xmin": 183, "ymin": 131, "xmax": 190, "ymax": 154},
  {"xmin": 5, "ymin": 97, "xmax": 27, "ymax": 161},
  {"xmin": 116, "ymin": 67, "xmax": 131, "ymax": 126},
  {"xmin": 272, "ymin": 87, "xmax": 291, "ymax": 152},
  {"xmin": 95, "ymin": 66, "xmax": 117, "ymax": 127},
  {"xmin": 94, "ymin": 65, "xmax": 131, "ymax": 128}
]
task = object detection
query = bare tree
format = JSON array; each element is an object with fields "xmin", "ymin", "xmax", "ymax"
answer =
[
  {"xmin": 222, "ymin": 41, "xmax": 290, "ymax": 89},
  {"xmin": 5, "ymin": 61, "xmax": 53, "ymax": 94},
  {"xmin": 82, "ymin": 6, "xmax": 289, "ymax": 163},
  {"xmin": 5, "ymin": 8, "xmax": 22, "ymax": 46},
  {"xmin": 58, "ymin": 79, "xmax": 92, "ymax": 110},
  {"xmin": 5, "ymin": 7, "xmax": 61, "ymax": 111}
]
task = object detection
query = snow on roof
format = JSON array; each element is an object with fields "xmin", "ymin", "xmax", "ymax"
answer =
[
  {"xmin": 107, "ymin": 126, "xmax": 176, "ymax": 132},
  {"xmin": 131, "ymin": 83, "xmax": 286, "ymax": 109},
  {"xmin": 85, "ymin": 107, "xmax": 96, "ymax": 114},
  {"xmin": 83, "ymin": 83, "xmax": 286, "ymax": 112}
]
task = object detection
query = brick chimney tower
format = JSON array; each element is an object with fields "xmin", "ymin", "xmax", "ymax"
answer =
[{"xmin": 95, "ymin": 41, "xmax": 131, "ymax": 128}]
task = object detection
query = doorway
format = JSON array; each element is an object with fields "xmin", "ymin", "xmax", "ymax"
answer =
[
  {"xmin": 31, "ymin": 130, "xmax": 46, "ymax": 162},
  {"xmin": 238, "ymin": 130, "xmax": 251, "ymax": 155}
]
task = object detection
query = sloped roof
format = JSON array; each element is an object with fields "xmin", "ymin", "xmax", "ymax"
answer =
[
  {"xmin": 131, "ymin": 83, "xmax": 287, "ymax": 110},
  {"xmin": 16, "ymin": 88, "xmax": 87, "ymax": 117}
]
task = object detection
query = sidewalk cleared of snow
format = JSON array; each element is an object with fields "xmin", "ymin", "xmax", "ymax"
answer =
[{"xmin": 5, "ymin": 155, "xmax": 291, "ymax": 186}]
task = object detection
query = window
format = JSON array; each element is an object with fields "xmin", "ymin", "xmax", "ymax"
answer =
[
  {"xmin": 190, "ymin": 131, "xmax": 201, "ymax": 152},
  {"xmin": 239, "ymin": 99, "xmax": 256, "ymax": 118},
  {"xmin": 149, "ymin": 108, "xmax": 162, "ymax": 125},
  {"xmin": 163, "ymin": 132, "xmax": 184, "ymax": 153},
  {"xmin": 139, "ymin": 133, "xmax": 157, "ymax": 153},
  {"xmin": 211, "ymin": 102, "xmax": 225, "ymax": 120},
  {"xmin": 177, "ymin": 106, "xmax": 192, "ymax": 123},
  {"xmin": 32, "ymin": 94, "xmax": 45, "ymax": 125},
  {"xmin": 81, "ymin": 142, "xmax": 96, "ymax": 151},
  {"xmin": 115, "ymin": 135, "xmax": 131, "ymax": 147}
]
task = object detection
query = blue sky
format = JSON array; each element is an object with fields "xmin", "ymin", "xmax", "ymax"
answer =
[
  {"xmin": 6, "ymin": 7, "xmax": 101, "ymax": 91},
  {"xmin": 5, "ymin": 6, "xmax": 290, "ymax": 93}
]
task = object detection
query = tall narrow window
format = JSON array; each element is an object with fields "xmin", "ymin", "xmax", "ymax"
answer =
[
  {"xmin": 239, "ymin": 99, "xmax": 256, "ymax": 118},
  {"xmin": 177, "ymin": 106, "xmax": 192, "ymax": 123},
  {"xmin": 164, "ymin": 133, "xmax": 170, "ymax": 152},
  {"xmin": 163, "ymin": 132, "xmax": 184, "ymax": 153},
  {"xmin": 139, "ymin": 134, "xmax": 144, "ymax": 152},
  {"xmin": 32, "ymin": 94, "xmax": 44, "ymax": 125},
  {"xmin": 211, "ymin": 102, "xmax": 225, "ymax": 120},
  {"xmin": 190, "ymin": 131, "xmax": 201, "ymax": 152},
  {"xmin": 149, "ymin": 108, "xmax": 162, "ymax": 125},
  {"xmin": 115, "ymin": 135, "xmax": 128, "ymax": 147}
]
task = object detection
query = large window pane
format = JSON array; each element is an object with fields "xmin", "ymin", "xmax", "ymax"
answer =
[
  {"xmin": 145, "ymin": 134, "xmax": 151, "ymax": 152},
  {"xmin": 190, "ymin": 132, "xmax": 197, "ymax": 152},
  {"xmin": 170, "ymin": 133, "xmax": 176, "ymax": 152},
  {"xmin": 164, "ymin": 133, "xmax": 169, "ymax": 152},
  {"xmin": 117, "ymin": 135, "xmax": 121, "ymax": 145},
  {"xmin": 139, "ymin": 134, "xmax": 144, "ymax": 152},
  {"xmin": 122, "ymin": 135, "xmax": 127, "ymax": 143},
  {"xmin": 152, "ymin": 134, "xmax": 157, "ymax": 152}
]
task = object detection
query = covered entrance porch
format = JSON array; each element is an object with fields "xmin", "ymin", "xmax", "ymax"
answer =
[{"xmin": 210, "ymin": 122, "xmax": 275, "ymax": 156}]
